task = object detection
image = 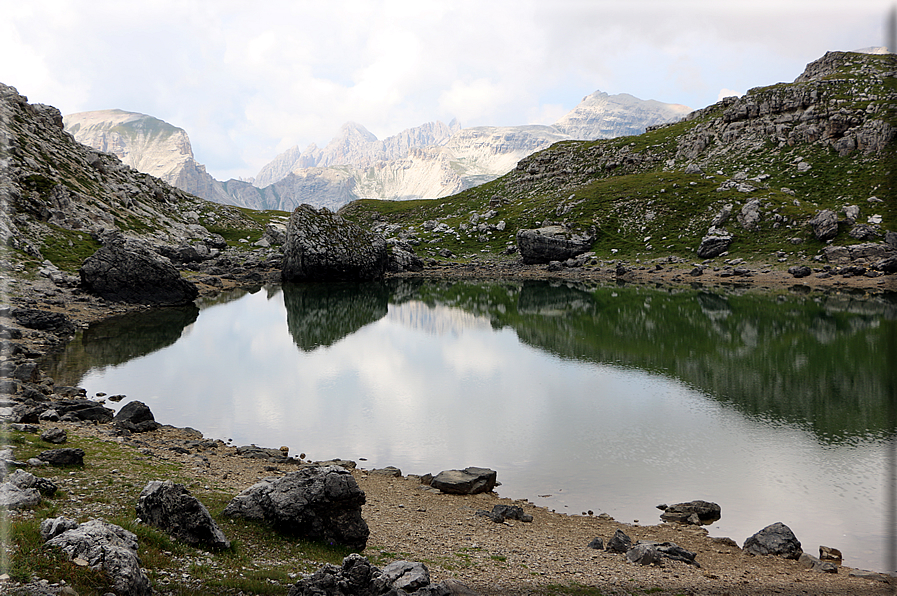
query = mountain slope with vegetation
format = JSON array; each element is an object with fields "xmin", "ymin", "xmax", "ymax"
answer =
[
  {"xmin": 341, "ymin": 51, "xmax": 895, "ymax": 271},
  {"xmin": 0, "ymin": 84, "xmax": 285, "ymax": 277}
]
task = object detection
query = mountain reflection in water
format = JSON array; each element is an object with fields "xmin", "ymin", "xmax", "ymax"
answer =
[{"xmin": 47, "ymin": 279, "xmax": 897, "ymax": 573}]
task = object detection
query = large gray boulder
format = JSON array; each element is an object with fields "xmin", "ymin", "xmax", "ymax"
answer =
[
  {"xmin": 42, "ymin": 517, "xmax": 152, "ymax": 596},
  {"xmin": 136, "ymin": 480, "xmax": 231, "ymax": 549},
  {"xmin": 282, "ymin": 204, "xmax": 388, "ymax": 282},
  {"xmin": 743, "ymin": 522, "xmax": 803, "ymax": 559},
  {"xmin": 809, "ymin": 209, "xmax": 839, "ymax": 241},
  {"xmin": 0, "ymin": 482, "xmax": 41, "ymax": 510},
  {"xmin": 696, "ymin": 233, "xmax": 732, "ymax": 258},
  {"xmin": 431, "ymin": 467, "xmax": 497, "ymax": 495},
  {"xmin": 223, "ymin": 465, "xmax": 369, "ymax": 550},
  {"xmin": 80, "ymin": 231, "xmax": 198, "ymax": 305},
  {"xmin": 515, "ymin": 225, "xmax": 595, "ymax": 264}
]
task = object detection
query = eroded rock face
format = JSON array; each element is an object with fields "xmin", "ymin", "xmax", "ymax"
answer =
[
  {"xmin": 136, "ymin": 480, "xmax": 230, "ymax": 549},
  {"xmin": 282, "ymin": 204, "xmax": 388, "ymax": 282},
  {"xmin": 222, "ymin": 465, "xmax": 369, "ymax": 550},
  {"xmin": 80, "ymin": 232, "xmax": 198, "ymax": 305},
  {"xmin": 516, "ymin": 226, "xmax": 595, "ymax": 264}
]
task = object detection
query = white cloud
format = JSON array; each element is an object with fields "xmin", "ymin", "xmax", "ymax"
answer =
[
  {"xmin": 1, "ymin": 0, "xmax": 891, "ymax": 180},
  {"xmin": 718, "ymin": 88, "xmax": 743, "ymax": 101}
]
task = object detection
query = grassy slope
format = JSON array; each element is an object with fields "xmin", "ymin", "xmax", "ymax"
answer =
[{"xmin": 339, "ymin": 54, "xmax": 895, "ymax": 266}]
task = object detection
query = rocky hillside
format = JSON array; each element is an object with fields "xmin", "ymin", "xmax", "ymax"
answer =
[
  {"xmin": 0, "ymin": 84, "xmax": 277, "ymax": 277},
  {"xmin": 64, "ymin": 91, "xmax": 689, "ymax": 211},
  {"xmin": 341, "ymin": 51, "xmax": 896, "ymax": 273}
]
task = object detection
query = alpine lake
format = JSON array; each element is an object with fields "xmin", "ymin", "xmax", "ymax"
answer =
[{"xmin": 44, "ymin": 278, "xmax": 897, "ymax": 574}]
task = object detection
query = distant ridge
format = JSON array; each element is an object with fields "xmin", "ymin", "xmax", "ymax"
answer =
[{"xmin": 65, "ymin": 90, "xmax": 691, "ymax": 211}]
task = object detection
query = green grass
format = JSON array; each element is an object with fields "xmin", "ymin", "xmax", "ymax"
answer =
[
  {"xmin": 33, "ymin": 226, "xmax": 102, "ymax": 272},
  {"xmin": 3, "ymin": 429, "xmax": 356, "ymax": 595}
]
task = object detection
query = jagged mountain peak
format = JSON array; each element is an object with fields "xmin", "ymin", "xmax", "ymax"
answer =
[{"xmin": 337, "ymin": 121, "xmax": 378, "ymax": 142}]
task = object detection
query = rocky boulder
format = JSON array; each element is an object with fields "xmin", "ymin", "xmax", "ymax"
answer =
[
  {"xmin": 8, "ymin": 469, "xmax": 58, "ymax": 496},
  {"xmin": 515, "ymin": 225, "xmax": 595, "ymax": 264},
  {"xmin": 282, "ymin": 204, "xmax": 388, "ymax": 282},
  {"xmin": 696, "ymin": 233, "xmax": 732, "ymax": 258},
  {"xmin": 606, "ymin": 529, "xmax": 633, "ymax": 553},
  {"xmin": 809, "ymin": 209, "xmax": 839, "ymax": 241},
  {"xmin": 38, "ymin": 448, "xmax": 84, "ymax": 466},
  {"xmin": 431, "ymin": 467, "xmax": 497, "ymax": 495},
  {"xmin": 0, "ymin": 481, "xmax": 41, "ymax": 510},
  {"xmin": 113, "ymin": 400, "xmax": 161, "ymax": 433},
  {"xmin": 743, "ymin": 522, "xmax": 802, "ymax": 559},
  {"xmin": 136, "ymin": 480, "xmax": 230, "ymax": 549},
  {"xmin": 288, "ymin": 554, "xmax": 478, "ymax": 596},
  {"xmin": 223, "ymin": 465, "xmax": 369, "ymax": 550},
  {"xmin": 42, "ymin": 517, "xmax": 152, "ymax": 596},
  {"xmin": 476, "ymin": 504, "xmax": 534, "ymax": 523},
  {"xmin": 657, "ymin": 500, "xmax": 721, "ymax": 525},
  {"xmin": 79, "ymin": 231, "xmax": 199, "ymax": 305}
]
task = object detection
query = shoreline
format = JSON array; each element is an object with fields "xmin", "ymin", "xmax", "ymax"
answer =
[{"xmin": 3, "ymin": 262, "xmax": 896, "ymax": 595}]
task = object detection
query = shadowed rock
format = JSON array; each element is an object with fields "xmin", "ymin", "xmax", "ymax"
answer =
[
  {"xmin": 743, "ymin": 522, "xmax": 802, "ymax": 559},
  {"xmin": 136, "ymin": 480, "xmax": 230, "ymax": 549},
  {"xmin": 80, "ymin": 231, "xmax": 198, "ymax": 305}
]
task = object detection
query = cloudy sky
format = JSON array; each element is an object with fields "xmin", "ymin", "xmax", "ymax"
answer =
[{"xmin": 2, "ymin": 0, "xmax": 891, "ymax": 180}]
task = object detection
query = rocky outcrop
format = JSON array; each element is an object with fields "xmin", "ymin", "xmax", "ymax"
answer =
[
  {"xmin": 79, "ymin": 232, "xmax": 199, "ymax": 305},
  {"xmin": 516, "ymin": 225, "xmax": 595, "ymax": 264},
  {"xmin": 281, "ymin": 204, "xmax": 388, "ymax": 282},
  {"xmin": 41, "ymin": 517, "xmax": 152, "ymax": 596},
  {"xmin": 136, "ymin": 480, "xmax": 231, "ymax": 549},
  {"xmin": 222, "ymin": 465, "xmax": 369, "ymax": 550}
]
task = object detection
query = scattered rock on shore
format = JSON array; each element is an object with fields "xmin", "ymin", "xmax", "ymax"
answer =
[
  {"xmin": 743, "ymin": 522, "xmax": 803, "ymax": 559},
  {"xmin": 431, "ymin": 467, "xmax": 497, "ymax": 495}
]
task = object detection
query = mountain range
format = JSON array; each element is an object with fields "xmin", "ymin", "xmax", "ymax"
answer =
[{"xmin": 64, "ymin": 91, "xmax": 690, "ymax": 212}]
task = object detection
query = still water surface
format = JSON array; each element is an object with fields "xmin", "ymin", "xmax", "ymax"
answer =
[{"xmin": 47, "ymin": 279, "xmax": 897, "ymax": 573}]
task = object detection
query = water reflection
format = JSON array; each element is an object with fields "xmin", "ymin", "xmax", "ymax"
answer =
[
  {"xmin": 283, "ymin": 282, "xmax": 389, "ymax": 351},
  {"xmin": 46, "ymin": 280, "xmax": 896, "ymax": 572}
]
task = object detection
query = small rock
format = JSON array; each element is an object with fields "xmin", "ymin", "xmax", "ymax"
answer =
[
  {"xmin": 40, "ymin": 427, "xmax": 67, "ymax": 444},
  {"xmin": 798, "ymin": 552, "xmax": 838, "ymax": 573},
  {"xmin": 606, "ymin": 529, "xmax": 632, "ymax": 553}
]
